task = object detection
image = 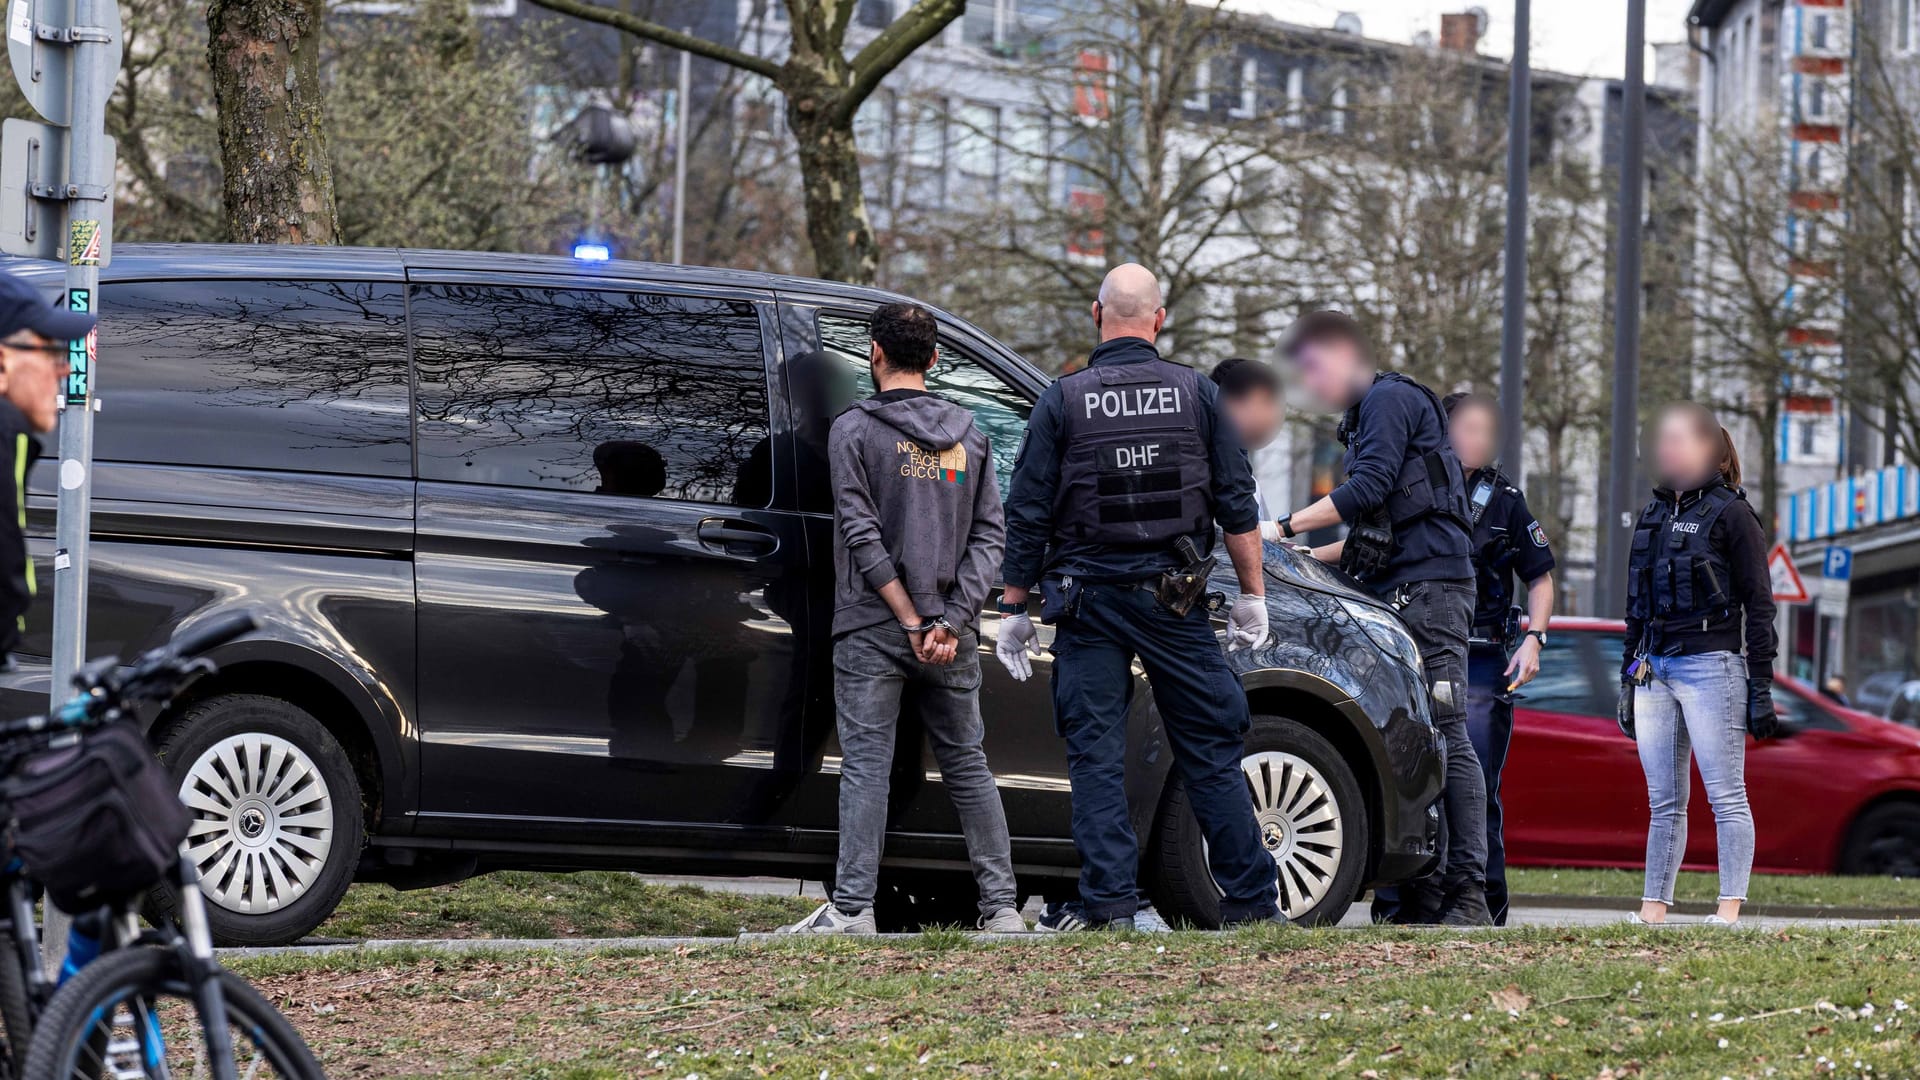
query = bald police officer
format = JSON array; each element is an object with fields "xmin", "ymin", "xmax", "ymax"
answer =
[{"xmin": 996, "ymin": 264, "xmax": 1281, "ymax": 932}]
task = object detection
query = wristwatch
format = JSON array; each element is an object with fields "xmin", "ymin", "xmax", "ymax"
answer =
[
  {"xmin": 1278, "ymin": 514, "xmax": 1296, "ymax": 539},
  {"xmin": 996, "ymin": 599, "xmax": 1028, "ymax": 616},
  {"xmin": 1524, "ymin": 630, "xmax": 1547, "ymax": 647}
]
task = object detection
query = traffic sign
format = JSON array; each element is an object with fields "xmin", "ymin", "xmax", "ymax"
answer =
[
  {"xmin": 1823, "ymin": 545, "xmax": 1852, "ymax": 581},
  {"xmin": 1768, "ymin": 543, "xmax": 1809, "ymax": 604},
  {"xmin": 6, "ymin": 0, "xmax": 121, "ymax": 127},
  {"xmin": 0, "ymin": 118, "xmax": 112, "ymax": 264}
]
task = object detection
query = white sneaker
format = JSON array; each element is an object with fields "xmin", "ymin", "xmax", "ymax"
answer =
[
  {"xmin": 1627, "ymin": 912, "xmax": 1669, "ymax": 926},
  {"xmin": 978, "ymin": 907, "xmax": 1028, "ymax": 933},
  {"xmin": 1702, "ymin": 914, "xmax": 1739, "ymax": 928},
  {"xmin": 777, "ymin": 901, "xmax": 877, "ymax": 935}
]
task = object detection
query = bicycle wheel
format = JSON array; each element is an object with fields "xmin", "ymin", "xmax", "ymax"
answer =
[
  {"xmin": 0, "ymin": 926, "xmax": 29, "ymax": 1080},
  {"xmin": 23, "ymin": 946, "xmax": 321, "ymax": 1080}
]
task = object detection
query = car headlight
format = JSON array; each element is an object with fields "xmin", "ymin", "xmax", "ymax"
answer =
[{"xmin": 1338, "ymin": 597, "xmax": 1424, "ymax": 675}]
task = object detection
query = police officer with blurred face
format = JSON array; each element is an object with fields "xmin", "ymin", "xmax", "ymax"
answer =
[
  {"xmin": 1274, "ymin": 311, "xmax": 1490, "ymax": 927},
  {"xmin": 996, "ymin": 263, "xmax": 1282, "ymax": 932},
  {"xmin": 1442, "ymin": 392, "xmax": 1556, "ymax": 927}
]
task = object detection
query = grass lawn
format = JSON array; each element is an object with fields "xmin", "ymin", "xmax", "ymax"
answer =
[
  {"xmin": 317, "ymin": 872, "xmax": 819, "ymax": 940},
  {"xmin": 1509, "ymin": 868, "xmax": 1920, "ymax": 911},
  {"xmin": 238, "ymin": 925, "xmax": 1920, "ymax": 1078}
]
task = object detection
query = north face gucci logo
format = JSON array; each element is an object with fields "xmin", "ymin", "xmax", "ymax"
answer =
[{"xmin": 898, "ymin": 442, "xmax": 967, "ymax": 484}]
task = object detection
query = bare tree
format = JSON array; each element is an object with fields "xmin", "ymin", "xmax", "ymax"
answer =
[
  {"xmin": 525, "ymin": 0, "xmax": 965, "ymax": 283},
  {"xmin": 207, "ymin": 0, "xmax": 339, "ymax": 243}
]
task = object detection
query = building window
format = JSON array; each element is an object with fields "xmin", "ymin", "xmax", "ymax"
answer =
[
  {"xmin": 857, "ymin": 0, "xmax": 891, "ymax": 30},
  {"xmin": 1329, "ymin": 82, "xmax": 1348, "ymax": 134},
  {"xmin": 963, "ymin": 0, "xmax": 998, "ymax": 48},
  {"xmin": 1810, "ymin": 12, "xmax": 1830, "ymax": 50},
  {"xmin": 952, "ymin": 101, "xmax": 1000, "ymax": 201},
  {"xmin": 1900, "ymin": 0, "xmax": 1916, "ymax": 53},
  {"xmin": 1229, "ymin": 57, "xmax": 1258, "ymax": 119},
  {"xmin": 904, "ymin": 102, "xmax": 946, "ymax": 207},
  {"xmin": 1805, "ymin": 79, "xmax": 1825, "ymax": 120},
  {"xmin": 1183, "ymin": 57, "xmax": 1211, "ymax": 112},
  {"xmin": 1284, "ymin": 67, "xmax": 1304, "ymax": 127}
]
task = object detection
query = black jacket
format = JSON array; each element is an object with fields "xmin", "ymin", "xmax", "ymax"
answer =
[
  {"xmin": 0, "ymin": 401, "xmax": 36, "ymax": 661},
  {"xmin": 1467, "ymin": 467, "xmax": 1556, "ymax": 630},
  {"xmin": 1328, "ymin": 374, "xmax": 1473, "ymax": 589},
  {"xmin": 1621, "ymin": 477, "xmax": 1776, "ymax": 680}
]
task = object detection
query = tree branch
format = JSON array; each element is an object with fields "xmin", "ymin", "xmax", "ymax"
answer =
[
  {"xmin": 836, "ymin": 0, "xmax": 964, "ymax": 125},
  {"xmin": 523, "ymin": 0, "xmax": 784, "ymax": 82}
]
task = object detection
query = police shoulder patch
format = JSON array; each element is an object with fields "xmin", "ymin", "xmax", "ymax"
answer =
[{"xmin": 1528, "ymin": 521, "xmax": 1549, "ymax": 548}]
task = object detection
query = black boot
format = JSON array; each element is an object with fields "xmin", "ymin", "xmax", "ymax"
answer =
[{"xmin": 1438, "ymin": 884, "xmax": 1493, "ymax": 928}]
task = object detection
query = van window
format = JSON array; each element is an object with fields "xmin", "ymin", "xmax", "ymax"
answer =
[
  {"xmin": 93, "ymin": 280, "xmax": 411, "ymax": 476},
  {"xmin": 816, "ymin": 313, "xmax": 1030, "ymax": 503},
  {"xmin": 411, "ymin": 285, "xmax": 770, "ymax": 504}
]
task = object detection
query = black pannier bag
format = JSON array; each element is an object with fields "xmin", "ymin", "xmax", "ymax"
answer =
[{"xmin": 6, "ymin": 723, "xmax": 190, "ymax": 911}]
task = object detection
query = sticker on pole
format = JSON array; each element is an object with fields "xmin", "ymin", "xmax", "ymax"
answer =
[
  {"xmin": 1768, "ymin": 543, "xmax": 1809, "ymax": 604},
  {"xmin": 67, "ymin": 218, "xmax": 99, "ymax": 265},
  {"xmin": 6, "ymin": 0, "xmax": 30, "ymax": 46}
]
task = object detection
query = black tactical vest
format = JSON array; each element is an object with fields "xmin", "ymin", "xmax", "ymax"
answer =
[
  {"xmin": 1053, "ymin": 359, "xmax": 1212, "ymax": 546},
  {"xmin": 1626, "ymin": 482, "xmax": 1743, "ymax": 647},
  {"xmin": 1467, "ymin": 468, "xmax": 1523, "ymax": 629},
  {"xmin": 1339, "ymin": 372, "xmax": 1472, "ymax": 531}
]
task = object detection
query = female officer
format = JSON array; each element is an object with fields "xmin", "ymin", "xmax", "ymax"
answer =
[
  {"xmin": 1617, "ymin": 402, "xmax": 1777, "ymax": 927},
  {"xmin": 1441, "ymin": 393, "xmax": 1555, "ymax": 926}
]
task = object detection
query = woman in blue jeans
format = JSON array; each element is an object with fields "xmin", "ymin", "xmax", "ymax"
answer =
[{"xmin": 1617, "ymin": 402, "xmax": 1778, "ymax": 926}]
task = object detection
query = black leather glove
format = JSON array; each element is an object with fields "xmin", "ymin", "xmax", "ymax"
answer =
[
  {"xmin": 1616, "ymin": 678, "xmax": 1636, "ymax": 741},
  {"xmin": 1746, "ymin": 677, "xmax": 1778, "ymax": 739},
  {"xmin": 1340, "ymin": 512, "xmax": 1394, "ymax": 581}
]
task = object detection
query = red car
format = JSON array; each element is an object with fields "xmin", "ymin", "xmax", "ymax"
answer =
[{"xmin": 1502, "ymin": 618, "xmax": 1920, "ymax": 878}]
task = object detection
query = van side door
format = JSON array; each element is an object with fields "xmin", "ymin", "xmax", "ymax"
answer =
[{"xmin": 409, "ymin": 275, "xmax": 808, "ymax": 846}]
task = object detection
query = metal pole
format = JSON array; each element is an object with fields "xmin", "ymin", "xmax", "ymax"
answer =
[
  {"xmin": 1600, "ymin": 0, "xmax": 1647, "ymax": 619},
  {"xmin": 672, "ymin": 44, "xmax": 690, "ymax": 265},
  {"xmin": 43, "ymin": 0, "xmax": 115, "ymax": 969},
  {"xmin": 1498, "ymin": 0, "xmax": 1530, "ymax": 483}
]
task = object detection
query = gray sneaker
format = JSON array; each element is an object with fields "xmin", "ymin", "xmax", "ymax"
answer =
[
  {"xmin": 777, "ymin": 901, "xmax": 877, "ymax": 935},
  {"xmin": 978, "ymin": 907, "xmax": 1028, "ymax": 933}
]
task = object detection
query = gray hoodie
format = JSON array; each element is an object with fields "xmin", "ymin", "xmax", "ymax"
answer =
[{"xmin": 829, "ymin": 389, "xmax": 1006, "ymax": 637}]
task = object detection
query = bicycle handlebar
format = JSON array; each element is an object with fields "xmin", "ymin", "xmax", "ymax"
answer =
[
  {"xmin": 0, "ymin": 611, "xmax": 260, "ymax": 738},
  {"xmin": 165, "ymin": 612, "xmax": 259, "ymax": 661}
]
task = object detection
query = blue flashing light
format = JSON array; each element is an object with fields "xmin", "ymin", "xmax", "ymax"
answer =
[{"xmin": 573, "ymin": 241, "xmax": 612, "ymax": 262}]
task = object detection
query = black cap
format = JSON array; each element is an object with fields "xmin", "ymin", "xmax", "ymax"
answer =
[
  {"xmin": 1279, "ymin": 309, "xmax": 1371, "ymax": 362},
  {"xmin": 0, "ymin": 269, "xmax": 96, "ymax": 343}
]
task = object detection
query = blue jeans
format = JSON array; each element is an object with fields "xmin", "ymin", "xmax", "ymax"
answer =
[
  {"xmin": 1465, "ymin": 643, "xmax": 1513, "ymax": 925},
  {"xmin": 1049, "ymin": 583, "xmax": 1279, "ymax": 923},
  {"xmin": 831, "ymin": 623, "xmax": 1017, "ymax": 916},
  {"xmin": 1634, "ymin": 650, "xmax": 1754, "ymax": 904}
]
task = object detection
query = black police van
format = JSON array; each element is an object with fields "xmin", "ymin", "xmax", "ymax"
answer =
[{"xmin": 3, "ymin": 246, "xmax": 1443, "ymax": 944}]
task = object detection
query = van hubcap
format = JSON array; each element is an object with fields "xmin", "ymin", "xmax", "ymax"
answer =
[
  {"xmin": 1240, "ymin": 751, "xmax": 1344, "ymax": 921},
  {"xmin": 179, "ymin": 733, "xmax": 335, "ymax": 915}
]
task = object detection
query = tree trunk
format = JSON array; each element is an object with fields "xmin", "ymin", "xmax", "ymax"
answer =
[
  {"xmin": 207, "ymin": 0, "xmax": 338, "ymax": 244},
  {"xmin": 788, "ymin": 95, "xmax": 876, "ymax": 284}
]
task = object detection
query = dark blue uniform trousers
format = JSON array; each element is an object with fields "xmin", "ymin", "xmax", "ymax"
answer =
[
  {"xmin": 1464, "ymin": 643, "xmax": 1514, "ymax": 925},
  {"xmin": 1048, "ymin": 583, "xmax": 1279, "ymax": 923}
]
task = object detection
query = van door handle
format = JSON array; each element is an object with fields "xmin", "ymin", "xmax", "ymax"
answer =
[{"xmin": 696, "ymin": 518, "xmax": 779, "ymax": 556}]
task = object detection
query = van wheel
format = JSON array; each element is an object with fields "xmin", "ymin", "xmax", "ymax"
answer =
[
  {"xmin": 149, "ymin": 695, "xmax": 364, "ymax": 947},
  {"xmin": 1149, "ymin": 715, "xmax": 1366, "ymax": 928},
  {"xmin": 1840, "ymin": 802, "xmax": 1920, "ymax": 877}
]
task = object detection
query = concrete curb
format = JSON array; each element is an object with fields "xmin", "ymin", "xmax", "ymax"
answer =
[{"xmin": 1508, "ymin": 892, "xmax": 1920, "ymax": 921}]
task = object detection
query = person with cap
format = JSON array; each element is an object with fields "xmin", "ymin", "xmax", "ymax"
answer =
[
  {"xmin": 1440, "ymin": 391, "xmax": 1556, "ymax": 926},
  {"xmin": 1273, "ymin": 310, "xmax": 1490, "ymax": 927},
  {"xmin": 0, "ymin": 271, "xmax": 92, "ymax": 667},
  {"xmin": 995, "ymin": 263, "xmax": 1281, "ymax": 932}
]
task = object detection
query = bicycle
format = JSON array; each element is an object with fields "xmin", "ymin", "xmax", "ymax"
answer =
[{"xmin": 0, "ymin": 612, "xmax": 323, "ymax": 1079}]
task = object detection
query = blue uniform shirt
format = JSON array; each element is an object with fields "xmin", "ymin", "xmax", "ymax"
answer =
[{"xmin": 1001, "ymin": 337, "xmax": 1258, "ymax": 588}]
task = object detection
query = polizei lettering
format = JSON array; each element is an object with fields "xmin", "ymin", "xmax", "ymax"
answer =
[
  {"xmin": 1084, "ymin": 385, "xmax": 1182, "ymax": 420},
  {"xmin": 1670, "ymin": 521, "xmax": 1701, "ymax": 534}
]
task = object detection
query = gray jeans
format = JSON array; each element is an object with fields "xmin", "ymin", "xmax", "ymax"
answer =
[
  {"xmin": 1635, "ymin": 650, "xmax": 1753, "ymax": 904},
  {"xmin": 831, "ymin": 622, "xmax": 1017, "ymax": 916}
]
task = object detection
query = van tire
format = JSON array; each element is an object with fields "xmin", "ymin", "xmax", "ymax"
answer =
[
  {"xmin": 149, "ymin": 695, "xmax": 364, "ymax": 947},
  {"xmin": 1149, "ymin": 714, "xmax": 1365, "ymax": 928}
]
